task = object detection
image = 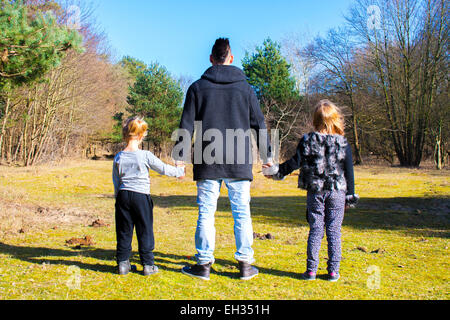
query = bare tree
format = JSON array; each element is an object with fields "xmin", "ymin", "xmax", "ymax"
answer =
[
  {"xmin": 346, "ymin": 0, "xmax": 448, "ymax": 167},
  {"xmin": 303, "ymin": 27, "xmax": 364, "ymax": 164}
]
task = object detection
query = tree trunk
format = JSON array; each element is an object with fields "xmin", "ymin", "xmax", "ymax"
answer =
[
  {"xmin": 0, "ymin": 97, "xmax": 10, "ymax": 161},
  {"xmin": 434, "ymin": 121, "xmax": 443, "ymax": 170}
]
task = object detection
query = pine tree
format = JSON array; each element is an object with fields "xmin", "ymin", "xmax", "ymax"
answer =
[
  {"xmin": 0, "ymin": 0, "xmax": 83, "ymax": 89},
  {"xmin": 242, "ymin": 38, "xmax": 302, "ymax": 146},
  {"xmin": 126, "ymin": 62, "xmax": 183, "ymax": 156},
  {"xmin": 243, "ymin": 38, "xmax": 298, "ymax": 105}
]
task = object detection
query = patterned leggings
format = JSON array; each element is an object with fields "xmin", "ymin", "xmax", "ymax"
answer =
[{"xmin": 306, "ymin": 190, "xmax": 346, "ymax": 274}]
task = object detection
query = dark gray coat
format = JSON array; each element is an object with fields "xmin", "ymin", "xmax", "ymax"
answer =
[{"xmin": 278, "ymin": 132, "xmax": 355, "ymax": 194}]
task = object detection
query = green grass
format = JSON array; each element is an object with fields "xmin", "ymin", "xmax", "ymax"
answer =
[{"xmin": 0, "ymin": 160, "xmax": 449, "ymax": 300}]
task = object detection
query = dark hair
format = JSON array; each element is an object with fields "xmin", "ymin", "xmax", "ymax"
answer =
[{"xmin": 211, "ymin": 38, "xmax": 231, "ymax": 64}]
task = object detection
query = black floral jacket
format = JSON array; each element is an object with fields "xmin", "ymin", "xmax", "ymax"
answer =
[{"xmin": 277, "ymin": 132, "xmax": 355, "ymax": 196}]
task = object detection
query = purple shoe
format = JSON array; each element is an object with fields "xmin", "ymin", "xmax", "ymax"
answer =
[{"xmin": 301, "ymin": 271, "xmax": 317, "ymax": 281}]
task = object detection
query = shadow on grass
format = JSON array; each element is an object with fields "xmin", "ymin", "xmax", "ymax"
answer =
[
  {"xmin": 1, "ymin": 196, "xmax": 447, "ymax": 279},
  {"xmin": 0, "ymin": 243, "xmax": 118, "ymax": 274},
  {"xmin": 1, "ymin": 193, "xmax": 447, "ymax": 279},
  {"xmin": 0, "ymin": 243, "xmax": 302, "ymax": 280},
  {"xmin": 152, "ymin": 194, "xmax": 450, "ymax": 239}
]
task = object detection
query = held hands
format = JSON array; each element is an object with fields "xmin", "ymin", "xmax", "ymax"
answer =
[
  {"xmin": 262, "ymin": 162, "xmax": 285, "ymax": 181},
  {"xmin": 262, "ymin": 162, "xmax": 274, "ymax": 179},
  {"xmin": 175, "ymin": 161, "xmax": 186, "ymax": 180}
]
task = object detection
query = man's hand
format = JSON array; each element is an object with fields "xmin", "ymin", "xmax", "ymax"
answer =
[{"xmin": 262, "ymin": 162, "xmax": 274, "ymax": 169}]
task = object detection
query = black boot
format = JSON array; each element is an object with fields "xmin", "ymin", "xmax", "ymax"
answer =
[
  {"xmin": 181, "ymin": 263, "xmax": 212, "ymax": 281},
  {"xmin": 238, "ymin": 261, "xmax": 259, "ymax": 280},
  {"xmin": 118, "ymin": 260, "xmax": 131, "ymax": 275}
]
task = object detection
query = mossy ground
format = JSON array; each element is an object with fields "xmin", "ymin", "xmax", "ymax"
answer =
[{"xmin": 0, "ymin": 160, "xmax": 448, "ymax": 300}]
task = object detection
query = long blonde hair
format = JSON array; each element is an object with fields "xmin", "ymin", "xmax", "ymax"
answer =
[
  {"xmin": 313, "ymin": 100, "xmax": 345, "ymax": 136},
  {"xmin": 122, "ymin": 116, "xmax": 148, "ymax": 142}
]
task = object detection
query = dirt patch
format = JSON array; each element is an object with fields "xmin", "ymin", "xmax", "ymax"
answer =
[
  {"xmin": 371, "ymin": 248, "xmax": 386, "ymax": 254},
  {"xmin": 356, "ymin": 246, "xmax": 386, "ymax": 254},
  {"xmin": 253, "ymin": 232, "xmax": 275, "ymax": 240},
  {"xmin": 89, "ymin": 219, "xmax": 110, "ymax": 228},
  {"xmin": 66, "ymin": 236, "xmax": 95, "ymax": 247},
  {"xmin": 0, "ymin": 198, "xmax": 106, "ymax": 238},
  {"xmin": 36, "ymin": 206, "xmax": 49, "ymax": 214}
]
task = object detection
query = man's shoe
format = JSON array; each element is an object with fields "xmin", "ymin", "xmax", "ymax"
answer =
[
  {"xmin": 118, "ymin": 260, "xmax": 131, "ymax": 275},
  {"xmin": 143, "ymin": 265, "xmax": 159, "ymax": 276},
  {"xmin": 181, "ymin": 263, "xmax": 212, "ymax": 281},
  {"xmin": 238, "ymin": 261, "xmax": 259, "ymax": 280}
]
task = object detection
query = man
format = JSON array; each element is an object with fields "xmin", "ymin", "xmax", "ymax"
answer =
[{"xmin": 174, "ymin": 38, "xmax": 272, "ymax": 281}]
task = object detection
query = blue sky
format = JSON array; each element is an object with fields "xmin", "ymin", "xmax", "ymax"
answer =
[{"xmin": 91, "ymin": 0, "xmax": 354, "ymax": 79}]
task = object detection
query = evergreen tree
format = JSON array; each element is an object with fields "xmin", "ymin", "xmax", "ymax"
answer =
[
  {"xmin": 242, "ymin": 38, "xmax": 302, "ymax": 146},
  {"xmin": 119, "ymin": 56, "xmax": 147, "ymax": 85},
  {"xmin": 0, "ymin": 0, "xmax": 83, "ymax": 90},
  {"xmin": 243, "ymin": 38, "xmax": 298, "ymax": 105},
  {"xmin": 126, "ymin": 62, "xmax": 183, "ymax": 156},
  {"xmin": 109, "ymin": 56, "xmax": 149, "ymax": 144}
]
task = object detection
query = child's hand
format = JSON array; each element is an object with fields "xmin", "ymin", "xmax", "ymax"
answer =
[
  {"xmin": 345, "ymin": 194, "xmax": 360, "ymax": 210},
  {"xmin": 175, "ymin": 161, "xmax": 185, "ymax": 178},
  {"xmin": 177, "ymin": 164, "xmax": 186, "ymax": 180},
  {"xmin": 175, "ymin": 160, "xmax": 184, "ymax": 167},
  {"xmin": 262, "ymin": 162, "xmax": 274, "ymax": 170}
]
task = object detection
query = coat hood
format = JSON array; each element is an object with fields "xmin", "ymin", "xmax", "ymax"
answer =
[{"xmin": 201, "ymin": 65, "xmax": 247, "ymax": 84}]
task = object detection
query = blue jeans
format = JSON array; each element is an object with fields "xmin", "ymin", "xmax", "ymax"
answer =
[{"xmin": 195, "ymin": 179, "xmax": 255, "ymax": 265}]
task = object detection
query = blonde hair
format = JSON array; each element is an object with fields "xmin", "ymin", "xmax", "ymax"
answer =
[
  {"xmin": 313, "ymin": 100, "xmax": 345, "ymax": 136},
  {"xmin": 122, "ymin": 116, "xmax": 148, "ymax": 142}
]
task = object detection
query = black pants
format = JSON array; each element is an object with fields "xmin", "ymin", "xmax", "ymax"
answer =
[{"xmin": 115, "ymin": 190, "xmax": 154, "ymax": 266}]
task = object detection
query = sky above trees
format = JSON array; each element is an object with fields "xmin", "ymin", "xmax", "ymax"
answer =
[{"xmin": 92, "ymin": 0, "xmax": 354, "ymax": 78}]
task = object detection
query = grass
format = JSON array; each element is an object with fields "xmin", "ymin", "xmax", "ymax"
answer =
[{"xmin": 0, "ymin": 160, "xmax": 449, "ymax": 300}]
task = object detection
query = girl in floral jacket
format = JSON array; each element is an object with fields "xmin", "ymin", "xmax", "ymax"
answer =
[{"xmin": 268, "ymin": 100, "xmax": 359, "ymax": 282}]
